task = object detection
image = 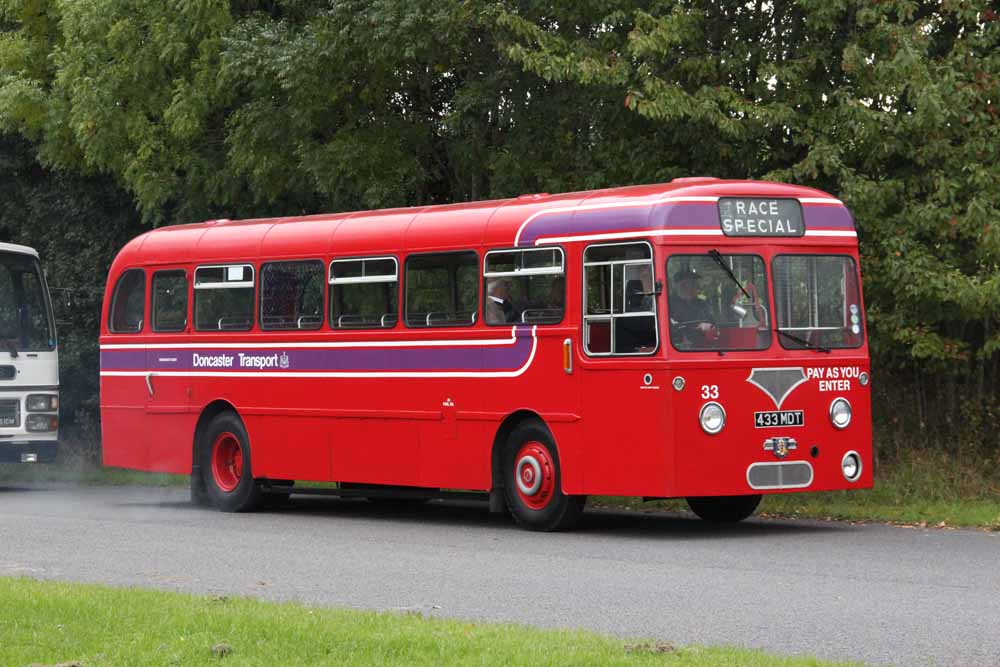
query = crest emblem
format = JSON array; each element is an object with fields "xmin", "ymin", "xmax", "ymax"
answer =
[
  {"xmin": 746, "ymin": 367, "xmax": 807, "ymax": 409},
  {"xmin": 764, "ymin": 437, "xmax": 797, "ymax": 459},
  {"xmin": 278, "ymin": 351, "xmax": 290, "ymax": 370}
]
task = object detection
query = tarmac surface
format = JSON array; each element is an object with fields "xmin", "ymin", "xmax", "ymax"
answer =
[{"xmin": 1, "ymin": 484, "xmax": 998, "ymax": 666}]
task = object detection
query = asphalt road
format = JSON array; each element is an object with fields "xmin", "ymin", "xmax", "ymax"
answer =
[{"xmin": 1, "ymin": 485, "xmax": 997, "ymax": 666}]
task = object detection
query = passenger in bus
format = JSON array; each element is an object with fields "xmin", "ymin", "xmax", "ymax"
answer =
[
  {"xmin": 486, "ymin": 278, "xmax": 515, "ymax": 324},
  {"xmin": 669, "ymin": 269, "xmax": 716, "ymax": 346}
]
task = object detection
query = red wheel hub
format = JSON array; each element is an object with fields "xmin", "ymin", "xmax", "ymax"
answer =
[
  {"xmin": 514, "ymin": 441, "xmax": 555, "ymax": 510},
  {"xmin": 211, "ymin": 432, "xmax": 243, "ymax": 493}
]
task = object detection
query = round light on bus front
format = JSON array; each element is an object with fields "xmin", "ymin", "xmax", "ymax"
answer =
[
  {"xmin": 829, "ymin": 398, "xmax": 852, "ymax": 429},
  {"xmin": 699, "ymin": 402, "xmax": 726, "ymax": 435},
  {"xmin": 859, "ymin": 371, "xmax": 870, "ymax": 386},
  {"xmin": 841, "ymin": 451, "xmax": 862, "ymax": 482}
]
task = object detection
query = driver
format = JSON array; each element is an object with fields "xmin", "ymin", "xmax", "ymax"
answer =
[{"xmin": 669, "ymin": 269, "xmax": 715, "ymax": 345}]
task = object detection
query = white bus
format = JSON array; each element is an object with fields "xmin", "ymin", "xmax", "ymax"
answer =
[{"xmin": 0, "ymin": 242, "xmax": 59, "ymax": 463}]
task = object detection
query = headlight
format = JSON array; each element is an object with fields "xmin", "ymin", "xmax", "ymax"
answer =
[
  {"xmin": 26, "ymin": 394, "xmax": 58, "ymax": 412},
  {"xmin": 699, "ymin": 402, "xmax": 726, "ymax": 435},
  {"xmin": 829, "ymin": 397, "xmax": 852, "ymax": 429},
  {"xmin": 26, "ymin": 413, "xmax": 59, "ymax": 432},
  {"xmin": 842, "ymin": 451, "xmax": 862, "ymax": 481}
]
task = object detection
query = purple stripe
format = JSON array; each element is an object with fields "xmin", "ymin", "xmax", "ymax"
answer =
[
  {"xmin": 101, "ymin": 329, "xmax": 533, "ymax": 373},
  {"xmin": 518, "ymin": 201, "xmax": 854, "ymax": 245},
  {"xmin": 100, "ymin": 350, "xmax": 146, "ymax": 370},
  {"xmin": 804, "ymin": 205, "xmax": 855, "ymax": 229},
  {"xmin": 518, "ymin": 206, "xmax": 653, "ymax": 246}
]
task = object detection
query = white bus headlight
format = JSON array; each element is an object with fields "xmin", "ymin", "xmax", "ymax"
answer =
[
  {"xmin": 842, "ymin": 451, "xmax": 862, "ymax": 481},
  {"xmin": 829, "ymin": 398, "xmax": 852, "ymax": 429},
  {"xmin": 26, "ymin": 414, "xmax": 59, "ymax": 432},
  {"xmin": 26, "ymin": 394, "xmax": 58, "ymax": 412},
  {"xmin": 699, "ymin": 402, "xmax": 726, "ymax": 435}
]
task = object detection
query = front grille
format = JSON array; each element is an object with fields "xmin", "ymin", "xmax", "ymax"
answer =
[
  {"xmin": 747, "ymin": 461, "xmax": 813, "ymax": 490},
  {"xmin": 0, "ymin": 399, "xmax": 19, "ymax": 428}
]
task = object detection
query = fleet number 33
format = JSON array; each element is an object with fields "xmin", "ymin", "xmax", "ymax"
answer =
[{"xmin": 700, "ymin": 384, "xmax": 719, "ymax": 399}]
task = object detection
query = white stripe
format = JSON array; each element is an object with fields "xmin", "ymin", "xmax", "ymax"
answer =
[
  {"xmin": 800, "ymin": 197, "xmax": 844, "ymax": 205},
  {"xmin": 101, "ymin": 328, "xmax": 539, "ymax": 379},
  {"xmin": 535, "ymin": 227, "xmax": 856, "ymax": 245},
  {"xmin": 101, "ymin": 327, "xmax": 520, "ymax": 351},
  {"xmin": 534, "ymin": 229, "xmax": 723, "ymax": 245}
]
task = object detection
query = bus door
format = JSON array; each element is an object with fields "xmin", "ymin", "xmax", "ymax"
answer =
[
  {"xmin": 142, "ymin": 269, "xmax": 191, "ymax": 473},
  {"xmin": 578, "ymin": 241, "xmax": 670, "ymax": 496}
]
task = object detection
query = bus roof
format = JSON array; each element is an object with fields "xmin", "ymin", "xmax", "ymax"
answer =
[
  {"xmin": 0, "ymin": 241, "xmax": 40, "ymax": 258},
  {"xmin": 113, "ymin": 179, "xmax": 852, "ymax": 268}
]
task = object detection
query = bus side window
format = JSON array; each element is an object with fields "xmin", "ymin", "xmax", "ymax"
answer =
[
  {"xmin": 329, "ymin": 257, "xmax": 398, "ymax": 329},
  {"xmin": 405, "ymin": 251, "xmax": 478, "ymax": 328},
  {"xmin": 582, "ymin": 242, "xmax": 657, "ymax": 356},
  {"xmin": 151, "ymin": 270, "xmax": 188, "ymax": 333},
  {"xmin": 109, "ymin": 269, "xmax": 146, "ymax": 333},
  {"xmin": 483, "ymin": 247, "xmax": 564, "ymax": 326},
  {"xmin": 193, "ymin": 264, "xmax": 255, "ymax": 331},
  {"xmin": 261, "ymin": 260, "xmax": 324, "ymax": 330}
]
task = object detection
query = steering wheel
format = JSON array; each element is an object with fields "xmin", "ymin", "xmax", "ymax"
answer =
[{"xmin": 672, "ymin": 320, "xmax": 720, "ymax": 340}]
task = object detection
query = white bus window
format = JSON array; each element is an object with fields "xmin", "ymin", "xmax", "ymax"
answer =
[
  {"xmin": 109, "ymin": 269, "xmax": 145, "ymax": 334},
  {"xmin": 483, "ymin": 247, "xmax": 564, "ymax": 325},
  {"xmin": 261, "ymin": 260, "xmax": 324, "ymax": 331},
  {"xmin": 405, "ymin": 252, "xmax": 478, "ymax": 328},
  {"xmin": 583, "ymin": 242, "xmax": 657, "ymax": 356},
  {"xmin": 152, "ymin": 270, "xmax": 188, "ymax": 333},
  {"xmin": 194, "ymin": 264, "xmax": 254, "ymax": 331},
  {"xmin": 329, "ymin": 257, "xmax": 398, "ymax": 329}
]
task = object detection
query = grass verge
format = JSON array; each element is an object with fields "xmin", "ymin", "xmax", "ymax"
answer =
[
  {"xmin": 0, "ymin": 462, "xmax": 185, "ymax": 486},
  {"xmin": 0, "ymin": 577, "xmax": 856, "ymax": 667}
]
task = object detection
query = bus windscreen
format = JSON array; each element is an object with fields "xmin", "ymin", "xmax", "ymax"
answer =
[
  {"xmin": 667, "ymin": 253, "xmax": 771, "ymax": 351},
  {"xmin": 0, "ymin": 252, "xmax": 55, "ymax": 352},
  {"xmin": 773, "ymin": 255, "xmax": 864, "ymax": 350}
]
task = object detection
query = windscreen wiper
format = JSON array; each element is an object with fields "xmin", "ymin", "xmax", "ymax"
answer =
[
  {"xmin": 775, "ymin": 328, "xmax": 830, "ymax": 354},
  {"xmin": 707, "ymin": 249, "xmax": 752, "ymax": 300}
]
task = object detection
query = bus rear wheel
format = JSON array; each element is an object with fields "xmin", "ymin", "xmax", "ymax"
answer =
[
  {"xmin": 686, "ymin": 495, "xmax": 762, "ymax": 523},
  {"xmin": 503, "ymin": 421, "xmax": 585, "ymax": 532},
  {"xmin": 199, "ymin": 412, "xmax": 262, "ymax": 512}
]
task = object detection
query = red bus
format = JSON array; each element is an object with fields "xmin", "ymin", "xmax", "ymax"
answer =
[{"xmin": 100, "ymin": 179, "xmax": 871, "ymax": 530}]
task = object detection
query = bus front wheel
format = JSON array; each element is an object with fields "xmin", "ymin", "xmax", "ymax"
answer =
[
  {"xmin": 686, "ymin": 495, "xmax": 762, "ymax": 523},
  {"xmin": 503, "ymin": 421, "xmax": 585, "ymax": 532},
  {"xmin": 198, "ymin": 412, "xmax": 262, "ymax": 512}
]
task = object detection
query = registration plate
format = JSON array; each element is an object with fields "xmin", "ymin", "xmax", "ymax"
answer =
[
  {"xmin": 754, "ymin": 410, "xmax": 804, "ymax": 428},
  {"xmin": 0, "ymin": 401, "xmax": 18, "ymax": 427}
]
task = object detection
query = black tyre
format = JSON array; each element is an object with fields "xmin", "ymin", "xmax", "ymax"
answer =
[
  {"xmin": 198, "ymin": 411, "xmax": 262, "ymax": 512},
  {"xmin": 503, "ymin": 420, "xmax": 585, "ymax": 532},
  {"xmin": 190, "ymin": 465, "xmax": 212, "ymax": 508},
  {"xmin": 686, "ymin": 494, "xmax": 762, "ymax": 523}
]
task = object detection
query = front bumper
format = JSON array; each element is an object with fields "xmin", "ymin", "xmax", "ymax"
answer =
[{"xmin": 0, "ymin": 440, "xmax": 58, "ymax": 463}]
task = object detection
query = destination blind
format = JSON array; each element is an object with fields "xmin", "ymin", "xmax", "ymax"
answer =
[{"xmin": 718, "ymin": 198, "xmax": 805, "ymax": 237}]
